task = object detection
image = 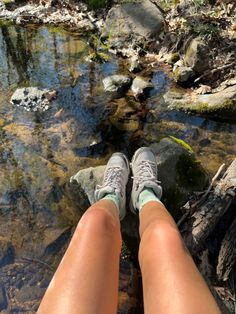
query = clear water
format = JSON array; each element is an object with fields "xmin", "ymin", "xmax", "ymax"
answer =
[{"xmin": 0, "ymin": 22, "xmax": 235, "ymax": 312}]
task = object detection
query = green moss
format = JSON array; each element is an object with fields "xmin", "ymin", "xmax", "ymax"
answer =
[
  {"xmin": 0, "ymin": 19, "xmax": 13, "ymax": 27},
  {"xmin": 176, "ymin": 154, "xmax": 208, "ymax": 189},
  {"xmin": 3, "ymin": 0, "xmax": 11, "ymax": 5},
  {"xmin": 121, "ymin": 241, "xmax": 131, "ymax": 258},
  {"xmin": 167, "ymin": 53, "xmax": 180, "ymax": 65},
  {"xmin": 169, "ymin": 136, "xmax": 194, "ymax": 153},
  {"xmin": 85, "ymin": 0, "xmax": 107, "ymax": 9}
]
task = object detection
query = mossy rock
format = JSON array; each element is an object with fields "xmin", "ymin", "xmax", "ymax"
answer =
[
  {"xmin": 164, "ymin": 85, "xmax": 236, "ymax": 121},
  {"xmin": 151, "ymin": 137, "xmax": 208, "ymax": 219}
]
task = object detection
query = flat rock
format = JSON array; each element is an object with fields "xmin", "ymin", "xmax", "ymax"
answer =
[
  {"xmin": 103, "ymin": 0, "xmax": 164, "ymax": 46},
  {"xmin": 164, "ymin": 85, "xmax": 236, "ymax": 121},
  {"xmin": 10, "ymin": 87, "xmax": 57, "ymax": 112}
]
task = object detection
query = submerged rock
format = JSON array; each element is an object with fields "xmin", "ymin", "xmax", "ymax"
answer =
[
  {"xmin": 103, "ymin": 0, "xmax": 164, "ymax": 47},
  {"xmin": 103, "ymin": 75, "xmax": 131, "ymax": 94},
  {"xmin": 10, "ymin": 87, "xmax": 57, "ymax": 112},
  {"xmin": 131, "ymin": 76, "xmax": 154, "ymax": 99},
  {"xmin": 164, "ymin": 85, "xmax": 236, "ymax": 121}
]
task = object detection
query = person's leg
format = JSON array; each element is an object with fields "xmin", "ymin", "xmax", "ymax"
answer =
[
  {"xmin": 38, "ymin": 152, "xmax": 130, "ymax": 314},
  {"xmin": 139, "ymin": 201, "xmax": 220, "ymax": 314},
  {"xmin": 37, "ymin": 200, "xmax": 121, "ymax": 314},
  {"xmin": 130, "ymin": 147, "xmax": 220, "ymax": 314}
]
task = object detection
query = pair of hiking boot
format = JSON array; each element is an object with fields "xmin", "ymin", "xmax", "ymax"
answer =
[{"xmin": 95, "ymin": 147, "xmax": 162, "ymax": 220}]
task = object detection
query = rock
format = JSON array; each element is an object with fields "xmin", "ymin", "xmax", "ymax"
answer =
[
  {"xmin": 103, "ymin": 75, "xmax": 131, "ymax": 95},
  {"xmin": 129, "ymin": 57, "xmax": 143, "ymax": 73},
  {"xmin": 131, "ymin": 77, "xmax": 154, "ymax": 99},
  {"xmin": 184, "ymin": 37, "xmax": 210, "ymax": 74},
  {"xmin": 15, "ymin": 285, "xmax": 44, "ymax": 303},
  {"xmin": 164, "ymin": 85, "xmax": 236, "ymax": 121},
  {"xmin": 103, "ymin": 0, "xmax": 164, "ymax": 46},
  {"xmin": 70, "ymin": 137, "xmax": 208, "ymax": 221},
  {"xmin": 150, "ymin": 137, "xmax": 208, "ymax": 217},
  {"xmin": 167, "ymin": 52, "xmax": 180, "ymax": 65},
  {"xmin": 173, "ymin": 66, "xmax": 195, "ymax": 84},
  {"xmin": 0, "ymin": 285, "xmax": 8, "ymax": 311},
  {"xmin": 0, "ymin": 238, "xmax": 14, "ymax": 267},
  {"xmin": 10, "ymin": 87, "xmax": 57, "ymax": 112},
  {"xmin": 70, "ymin": 165, "xmax": 105, "ymax": 205}
]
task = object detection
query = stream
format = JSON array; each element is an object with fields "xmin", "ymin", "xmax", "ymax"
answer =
[{"xmin": 0, "ymin": 22, "xmax": 235, "ymax": 313}]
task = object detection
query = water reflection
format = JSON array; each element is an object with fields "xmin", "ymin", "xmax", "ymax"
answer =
[{"xmin": 0, "ymin": 22, "xmax": 235, "ymax": 313}]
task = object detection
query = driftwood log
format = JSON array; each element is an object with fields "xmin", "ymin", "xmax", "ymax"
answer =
[
  {"xmin": 179, "ymin": 158, "xmax": 236, "ymax": 281},
  {"xmin": 217, "ymin": 216, "xmax": 236, "ymax": 282}
]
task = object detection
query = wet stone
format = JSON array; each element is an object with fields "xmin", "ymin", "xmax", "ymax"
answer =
[
  {"xmin": 131, "ymin": 76, "xmax": 154, "ymax": 99},
  {"xmin": 15, "ymin": 285, "xmax": 44, "ymax": 303},
  {"xmin": 10, "ymin": 87, "xmax": 57, "ymax": 112},
  {"xmin": 103, "ymin": 75, "xmax": 132, "ymax": 94}
]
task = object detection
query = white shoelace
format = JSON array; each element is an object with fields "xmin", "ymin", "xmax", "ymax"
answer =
[
  {"xmin": 97, "ymin": 166, "xmax": 124, "ymax": 196},
  {"xmin": 132, "ymin": 160, "xmax": 160, "ymax": 187}
]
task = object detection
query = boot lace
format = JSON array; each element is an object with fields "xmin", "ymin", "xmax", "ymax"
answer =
[
  {"xmin": 132, "ymin": 161, "xmax": 160, "ymax": 188},
  {"xmin": 97, "ymin": 166, "xmax": 124, "ymax": 196}
]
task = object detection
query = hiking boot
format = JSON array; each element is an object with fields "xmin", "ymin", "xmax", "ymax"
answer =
[
  {"xmin": 130, "ymin": 147, "xmax": 162, "ymax": 213},
  {"xmin": 94, "ymin": 153, "xmax": 130, "ymax": 220}
]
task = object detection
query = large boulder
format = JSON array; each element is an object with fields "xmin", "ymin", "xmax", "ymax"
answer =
[
  {"xmin": 69, "ymin": 137, "xmax": 208, "ymax": 233},
  {"xmin": 164, "ymin": 85, "xmax": 236, "ymax": 121},
  {"xmin": 103, "ymin": 0, "xmax": 165, "ymax": 46},
  {"xmin": 184, "ymin": 37, "xmax": 210, "ymax": 74}
]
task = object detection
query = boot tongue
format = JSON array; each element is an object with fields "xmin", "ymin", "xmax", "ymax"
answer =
[{"xmin": 98, "ymin": 186, "xmax": 114, "ymax": 199}]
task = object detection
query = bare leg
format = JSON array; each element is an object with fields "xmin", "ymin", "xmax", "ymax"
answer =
[
  {"xmin": 37, "ymin": 200, "xmax": 121, "ymax": 314},
  {"xmin": 139, "ymin": 201, "xmax": 221, "ymax": 314}
]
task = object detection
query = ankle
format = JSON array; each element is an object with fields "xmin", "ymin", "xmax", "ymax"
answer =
[{"xmin": 138, "ymin": 188, "xmax": 163, "ymax": 212}]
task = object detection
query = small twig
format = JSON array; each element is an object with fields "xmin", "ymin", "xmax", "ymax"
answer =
[
  {"xmin": 191, "ymin": 163, "xmax": 226, "ymax": 209},
  {"xmin": 194, "ymin": 62, "xmax": 236, "ymax": 84},
  {"xmin": 177, "ymin": 211, "xmax": 189, "ymax": 228}
]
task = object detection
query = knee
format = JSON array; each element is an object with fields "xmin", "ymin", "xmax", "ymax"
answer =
[
  {"xmin": 76, "ymin": 206, "xmax": 121, "ymax": 241},
  {"xmin": 139, "ymin": 220, "xmax": 183, "ymax": 262}
]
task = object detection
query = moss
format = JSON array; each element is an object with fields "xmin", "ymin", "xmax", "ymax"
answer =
[
  {"xmin": 168, "ymin": 53, "xmax": 180, "ymax": 65},
  {"xmin": 86, "ymin": 51, "xmax": 111, "ymax": 62},
  {"xmin": 0, "ymin": 19, "xmax": 13, "ymax": 27},
  {"xmin": 169, "ymin": 136, "xmax": 194, "ymax": 153},
  {"xmin": 121, "ymin": 241, "xmax": 131, "ymax": 258},
  {"xmin": 85, "ymin": 0, "xmax": 107, "ymax": 9},
  {"xmin": 176, "ymin": 154, "xmax": 208, "ymax": 189},
  {"xmin": 2, "ymin": 0, "xmax": 11, "ymax": 5}
]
